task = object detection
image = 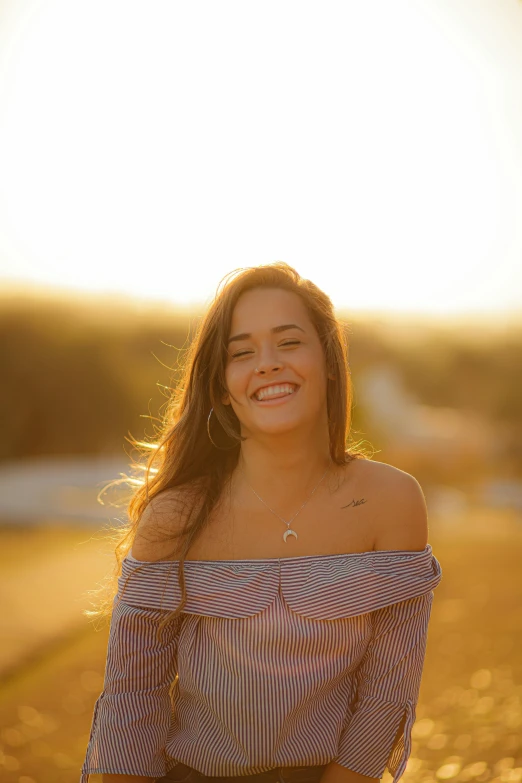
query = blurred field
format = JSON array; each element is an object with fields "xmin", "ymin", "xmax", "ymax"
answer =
[
  {"xmin": 0, "ymin": 523, "xmax": 114, "ymax": 679},
  {"xmin": 0, "ymin": 513, "xmax": 521, "ymax": 783}
]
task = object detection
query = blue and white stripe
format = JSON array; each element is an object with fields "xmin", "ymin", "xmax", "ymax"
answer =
[{"xmin": 80, "ymin": 544, "xmax": 442, "ymax": 783}]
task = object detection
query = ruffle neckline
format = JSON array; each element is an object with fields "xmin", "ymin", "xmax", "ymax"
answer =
[
  {"xmin": 117, "ymin": 544, "xmax": 442, "ymax": 620},
  {"xmin": 126, "ymin": 544, "xmax": 432, "ymax": 564}
]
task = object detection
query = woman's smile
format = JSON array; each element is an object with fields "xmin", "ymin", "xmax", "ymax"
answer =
[{"xmin": 251, "ymin": 385, "xmax": 301, "ymax": 406}]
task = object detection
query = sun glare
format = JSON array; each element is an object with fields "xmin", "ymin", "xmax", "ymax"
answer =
[{"xmin": 0, "ymin": 0, "xmax": 521, "ymax": 316}]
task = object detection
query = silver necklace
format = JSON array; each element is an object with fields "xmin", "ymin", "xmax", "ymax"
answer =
[{"xmin": 241, "ymin": 463, "xmax": 331, "ymax": 542}]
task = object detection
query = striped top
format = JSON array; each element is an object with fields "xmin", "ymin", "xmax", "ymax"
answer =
[{"xmin": 80, "ymin": 544, "xmax": 442, "ymax": 783}]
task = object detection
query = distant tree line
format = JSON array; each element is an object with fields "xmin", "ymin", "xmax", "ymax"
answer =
[{"xmin": 1, "ymin": 294, "xmax": 521, "ymax": 471}]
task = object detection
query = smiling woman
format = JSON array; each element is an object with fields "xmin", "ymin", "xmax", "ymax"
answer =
[
  {"xmin": 80, "ymin": 261, "xmax": 442, "ymax": 783},
  {"xmin": 221, "ymin": 286, "xmax": 337, "ymax": 453}
]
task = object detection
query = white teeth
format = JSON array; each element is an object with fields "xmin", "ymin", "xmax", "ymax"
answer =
[{"xmin": 254, "ymin": 384, "xmax": 297, "ymax": 401}]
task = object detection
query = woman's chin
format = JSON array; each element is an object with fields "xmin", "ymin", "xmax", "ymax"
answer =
[{"xmin": 250, "ymin": 415, "xmax": 305, "ymax": 436}]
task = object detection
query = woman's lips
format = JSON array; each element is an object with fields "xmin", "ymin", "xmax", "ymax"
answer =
[{"xmin": 252, "ymin": 386, "xmax": 300, "ymax": 405}]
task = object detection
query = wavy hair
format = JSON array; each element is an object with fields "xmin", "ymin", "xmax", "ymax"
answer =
[{"xmin": 84, "ymin": 261, "xmax": 371, "ymax": 642}]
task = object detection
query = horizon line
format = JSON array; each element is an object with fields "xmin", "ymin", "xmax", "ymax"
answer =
[{"xmin": 0, "ymin": 277, "xmax": 521, "ymax": 327}]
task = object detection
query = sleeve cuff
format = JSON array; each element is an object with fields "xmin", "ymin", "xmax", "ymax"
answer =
[
  {"xmin": 80, "ymin": 690, "xmax": 172, "ymax": 781},
  {"xmin": 334, "ymin": 697, "xmax": 415, "ymax": 782}
]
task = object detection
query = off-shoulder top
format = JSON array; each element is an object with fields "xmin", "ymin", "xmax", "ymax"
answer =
[{"xmin": 80, "ymin": 544, "xmax": 443, "ymax": 783}]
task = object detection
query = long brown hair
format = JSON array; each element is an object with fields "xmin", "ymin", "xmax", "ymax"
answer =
[{"xmin": 84, "ymin": 261, "xmax": 371, "ymax": 642}]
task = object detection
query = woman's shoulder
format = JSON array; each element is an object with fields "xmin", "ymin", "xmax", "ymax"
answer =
[
  {"xmin": 131, "ymin": 479, "xmax": 207, "ymax": 562},
  {"xmin": 357, "ymin": 460, "xmax": 429, "ymax": 553}
]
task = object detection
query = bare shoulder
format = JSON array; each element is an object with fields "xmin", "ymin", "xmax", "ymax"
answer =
[
  {"xmin": 131, "ymin": 479, "xmax": 206, "ymax": 562},
  {"xmin": 357, "ymin": 459, "xmax": 429, "ymax": 552}
]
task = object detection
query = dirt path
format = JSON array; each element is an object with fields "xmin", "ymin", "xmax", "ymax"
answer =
[{"xmin": 0, "ymin": 523, "xmax": 115, "ymax": 680}]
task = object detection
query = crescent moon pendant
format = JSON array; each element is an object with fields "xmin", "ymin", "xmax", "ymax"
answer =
[{"xmin": 283, "ymin": 529, "xmax": 298, "ymax": 542}]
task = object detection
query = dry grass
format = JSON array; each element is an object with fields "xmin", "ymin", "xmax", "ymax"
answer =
[{"xmin": 0, "ymin": 513, "xmax": 521, "ymax": 783}]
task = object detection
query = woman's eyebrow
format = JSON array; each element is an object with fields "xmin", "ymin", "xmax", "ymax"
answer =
[{"xmin": 227, "ymin": 323, "xmax": 305, "ymax": 345}]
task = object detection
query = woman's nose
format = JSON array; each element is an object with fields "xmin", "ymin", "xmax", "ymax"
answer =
[{"xmin": 254, "ymin": 357, "xmax": 283, "ymax": 374}]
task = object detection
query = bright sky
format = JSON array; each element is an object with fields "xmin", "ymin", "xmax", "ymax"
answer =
[{"xmin": 0, "ymin": 0, "xmax": 521, "ymax": 317}]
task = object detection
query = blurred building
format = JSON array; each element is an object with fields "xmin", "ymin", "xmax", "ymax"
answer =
[
  {"xmin": 357, "ymin": 362, "xmax": 499, "ymax": 460},
  {"xmin": 0, "ymin": 455, "xmax": 130, "ymax": 525},
  {"xmin": 480, "ymin": 478, "xmax": 522, "ymax": 511}
]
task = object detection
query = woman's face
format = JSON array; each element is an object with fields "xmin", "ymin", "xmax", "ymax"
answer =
[{"xmin": 223, "ymin": 287, "xmax": 333, "ymax": 438}]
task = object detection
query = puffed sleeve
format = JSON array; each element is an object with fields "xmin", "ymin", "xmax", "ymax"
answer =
[
  {"xmin": 80, "ymin": 592, "xmax": 182, "ymax": 782},
  {"xmin": 334, "ymin": 590, "xmax": 434, "ymax": 782}
]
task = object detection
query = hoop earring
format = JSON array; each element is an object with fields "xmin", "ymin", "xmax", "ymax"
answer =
[{"xmin": 207, "ymin": 407, "xmax": 239, "ymax": 450}]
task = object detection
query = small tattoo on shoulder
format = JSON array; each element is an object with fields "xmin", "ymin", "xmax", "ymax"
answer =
[{"xmin": 341, "ymin": 498, "xmax": 367, "ymax": 509}]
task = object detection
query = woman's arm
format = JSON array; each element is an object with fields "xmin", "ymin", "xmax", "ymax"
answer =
[
  {"xmin": 80, "ymin": 599, "xmax": 180, "ymax": 780},
  {"xmin": 81, "ymin": 496, "xmax": 188, "ymax": 781},
  {"xmin": 333, "ymin": 591, "xmax": 434, "ymax": 782}
]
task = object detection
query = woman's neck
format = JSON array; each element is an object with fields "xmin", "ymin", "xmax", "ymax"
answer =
[{"xmin": 234, "ymin": 447, "xmax": 337, "ymax": 507}]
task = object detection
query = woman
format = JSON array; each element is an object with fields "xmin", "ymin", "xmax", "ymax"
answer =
[{"xmin": 80, "ymin": 262, "xmax": 442, "ymax": 783}]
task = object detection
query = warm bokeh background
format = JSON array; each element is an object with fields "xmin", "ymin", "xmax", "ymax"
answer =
[
  {"xmin": 0, "ymin": 292, "xmax": 521, "ymax": 783},
  {"xmin": 1, "ymin": 1, "xmax": 522, "ymax": 783}
]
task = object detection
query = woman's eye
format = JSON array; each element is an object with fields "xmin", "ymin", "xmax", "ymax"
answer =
[{"xmin": 232, "ymin": 340, "xmax": 301, "ymax": 358}]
